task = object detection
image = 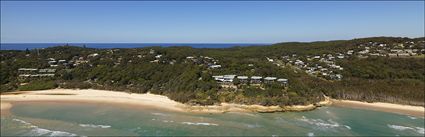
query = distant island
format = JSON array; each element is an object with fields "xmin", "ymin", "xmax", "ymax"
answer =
[{"xmin": 1, "ymin": 36, "xmax": 424, "ymax": 110}]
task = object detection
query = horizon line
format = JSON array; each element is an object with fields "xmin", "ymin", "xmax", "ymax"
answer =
[{"xmin": 1, "ymin": 36, "xmax": 424, "ymax": 44}]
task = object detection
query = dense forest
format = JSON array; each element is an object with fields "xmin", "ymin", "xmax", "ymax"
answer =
[{"xmin": 1, "ymin": 37, "xmax": 424, "ymax": 106}]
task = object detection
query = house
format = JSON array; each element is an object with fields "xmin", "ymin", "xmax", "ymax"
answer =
[
  {"xmin": 305, "ymin": 69, "xmax": 314, "ymax": 74},
  {"xmin": 264, "ymin": 77, "xmax": 277, "ymax": 83},
  {"xmin": 294, "ymin": 60, "xmax": 304, "ymax": 66},
  {"xmin": 38, "ymin": 69, "xmax": 56, "ymax": 73},
  {"xmin": 390, "ymin": 49, "xmax": 404, "ymax": 53},
  {"xmin": 330, "ymin": 65, "xmax": 343, "ymax": 70},
  {"xmin": 39, "ymin": 69, "xmax": 48, "ymax": 73},
  {"xmin": 212, "ymin": 75, "xmax": 224, "ymax": 82},
  {"xmin": 47, "ymin": 69, "xmax": 56, "ymax": 73},
  {"xmin": 369, "ymin": 53, "xmax": 380, "ymax": 56},
  {"xmin": 330, "ymin": 74, "xmax": 343, "ymax": 80},
  {"xmin": 266, "ymin": 57, "xmax": 274, "ymax": 62},
  {"xmin": 18, "ymin": 68, "xmax": 38, "ymax": 73},
  {"xmin": 320, "ymin": 68, "xmax": 328, "ymax": 72},
  {"xmin": 397, "ymin": 53, "xmax": 410, "ymax": 57},
  {"xmin": 250, "ymin": 76, "xmax": 262, "ymax": 84},
  {"xmin": 88, "ymin": 53, "xmax": 99, "ymax": 57},
  {"xmin": 277, "ymin": 78, "xmax": 289, "ymax": 86},
  {"xmin": 18, "ymin": 74, "xmax": 31, "ymax": 78},
  {"xmin": 150, "ymin": 60, "xmax": 159, "ymax": 63},
  {"xmin": 358, "ymin": 50, "xmax": 369, "ymax": 54},
  {"xmin": 39, "ymin": 74, "xmax": 55, "ymax": 77},
  {"xmin": 237, "ymin": 76, "xmax": 249, "ymax": 83},
  {"xmin": 48, "ymin": 60, "xmax": 57, "ymax": 65},
  {"xmin": 209, "ymin": 65, "xmax": 222, "ymax": 69},
  {"xmin": 388, "ymin": 53, "xmax": 398, "ymax": 57},
  {"xmin": 223, "ymin": 75, "xmax": 236, "ymax": 83},
  {"xmin": 58, "ymin": 60, "xmax": 66, "ymax": 63}
]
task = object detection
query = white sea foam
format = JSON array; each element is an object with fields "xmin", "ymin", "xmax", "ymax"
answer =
[
  {"xmin": 307, "ymin": 132, "xmax": 314, "ymax": 136},
  {"xmin": 387, "ymin": 124, "xmax": 425, "ymax": 134},
  {"xmin": 245, "ymin": 123, "xmax": 262, "ymax": 128},
  {"xmin": 79, "ymin": 124, "xmax": 111, "ymax": 129},
  {"xmin": 12, "ymin": 118, "xmax": 78, "ymax": 136},
  {"xmin": 344, "ymin": 125, "xmax": 351, "ymax": 129},
  {"xmin": 152, "ymin": 112, "xmax": 169, "ymax": 117},
  {"xmin": 181, "ymin": 122, "xmax": 218, "ymax": 126},
  {"xmin": 407, "ymin": 116, "xmax": 417, "ymax": 120},
  {"xmin": 162, "ymin": 120, "xmax": 174, "ymax": 123},
  {"xmin": 299, "ymin": 116, "xmax": 340, "ymax": 129},
  {"xmin": 415, "ymin": 127, "xmax": 425, "ymax": 134},
  {"xmin": 388, "ymin": 124, "xmax": 411, "ymax": 131}
]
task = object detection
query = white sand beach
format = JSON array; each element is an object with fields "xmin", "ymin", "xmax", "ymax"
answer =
[
  {"xmin": 0, "ymin": 89, "xmax": 328, "ymax": 114},
  {"xmin": 1, "ymin": 89, "xmax": 423, "ymax": 117},
  {"xmin": 1, "ymin": 89, "xmax": 186, "ymax": 112},
  {"xmin": 331, "ymin": 99, "xmax": 425, "ymax": 117}
]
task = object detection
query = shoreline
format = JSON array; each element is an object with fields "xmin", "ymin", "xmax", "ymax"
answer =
[
  {"xmin": 0, "ymin": 89, "xmax": 329, "ymax": 114},
  {"xmin": 1, "ymin": 89, "xmax": 423, "ymax": 117},
  {"xmin": 331, "ymin": 99, "xmax": 424, "ymax": 118}
]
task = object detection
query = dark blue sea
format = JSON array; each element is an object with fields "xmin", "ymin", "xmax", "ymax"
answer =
[{"xmin": 0, "ymin": 43, "xmax": 269, "ymax": 50}]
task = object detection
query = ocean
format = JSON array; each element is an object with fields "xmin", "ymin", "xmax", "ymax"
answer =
[
  {"xmin": 0, "ymin": 43, "xmax": 269, "ymax": 50},
  {"xmin": 1, "ymin": 102, "xmax": 424, "ymax": 136}
]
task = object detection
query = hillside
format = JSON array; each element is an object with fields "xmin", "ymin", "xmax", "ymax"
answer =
[{"xmin": 1, "ymin": 37, "xmax": 424, "ymax": 106}]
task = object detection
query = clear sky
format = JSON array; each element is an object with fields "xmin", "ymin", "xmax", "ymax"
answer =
[{"xmin": 1, "ymin": 1, "xmax": 424, "ymax": 43}]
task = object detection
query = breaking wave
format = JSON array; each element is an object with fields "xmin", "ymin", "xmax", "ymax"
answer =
[
  {"xmin": 388, "ymin": 124, "xmax": 424, "ymax": 134},
  {"xmin": 151, "ymin": 112, "xmax": 169, "ymax": 117},
  {"xmin": 298, "ymin": 116, "xmax": 351, "ymax": 130},
  {"xmin": 245, "ymin": 123, "xmax": 262, "ymax": 128},
  {"xmin": 344, "ymin": 125, "xmax": 351, "ymax": 129},
  {"xmin": 79, "ymin": 124, "xmax": 111, "ymax": 129},
  {"xmin": 162, "ymin": 120, "xmax": 174, "ymax": 123},
  {"xmin": 12, "ymin": 118, "xmax": 78, "ymax": 136},
  {"xmin": 181, "ymin": 122, "xmax": 218, "ymax": 126},
  {"xmin": 307, "ymin": 132, "xmax": 314, "ymax": 136},
  {"xmin": 407, "ymin": 116, "xmax": 417, "ymax": 120}
]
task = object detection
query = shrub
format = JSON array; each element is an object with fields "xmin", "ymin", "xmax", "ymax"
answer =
[{"xmin": 18, "ymin": 80, "xmax": 58, "ymax": 91}]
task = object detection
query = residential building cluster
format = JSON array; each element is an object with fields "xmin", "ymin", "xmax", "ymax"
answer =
[
  {"xmin": 279, "ymin": 54, "xmax": 345, "ymax": 80},
  {"xmin": 268, "ymin": 40, "xmax": 425, "ymax": 81},
  {"xmin": 18, "ymin": 68, "xmax": 56, "ymax": 79},
  {"xmin": 212, "ymin": 75, "xmax": 289, "ymax": 87},
  {"xmin": 356, "ymin": 41, "xmax": 425, "ymax": 58},
  {"xmin": 186, "ymin": 56, "xmax": 221, "ymax": 69}
]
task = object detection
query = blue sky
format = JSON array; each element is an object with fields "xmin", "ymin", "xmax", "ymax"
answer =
[{"xmin": 1, "ymin": 1, "xmax": 424, "ymax": 43}]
